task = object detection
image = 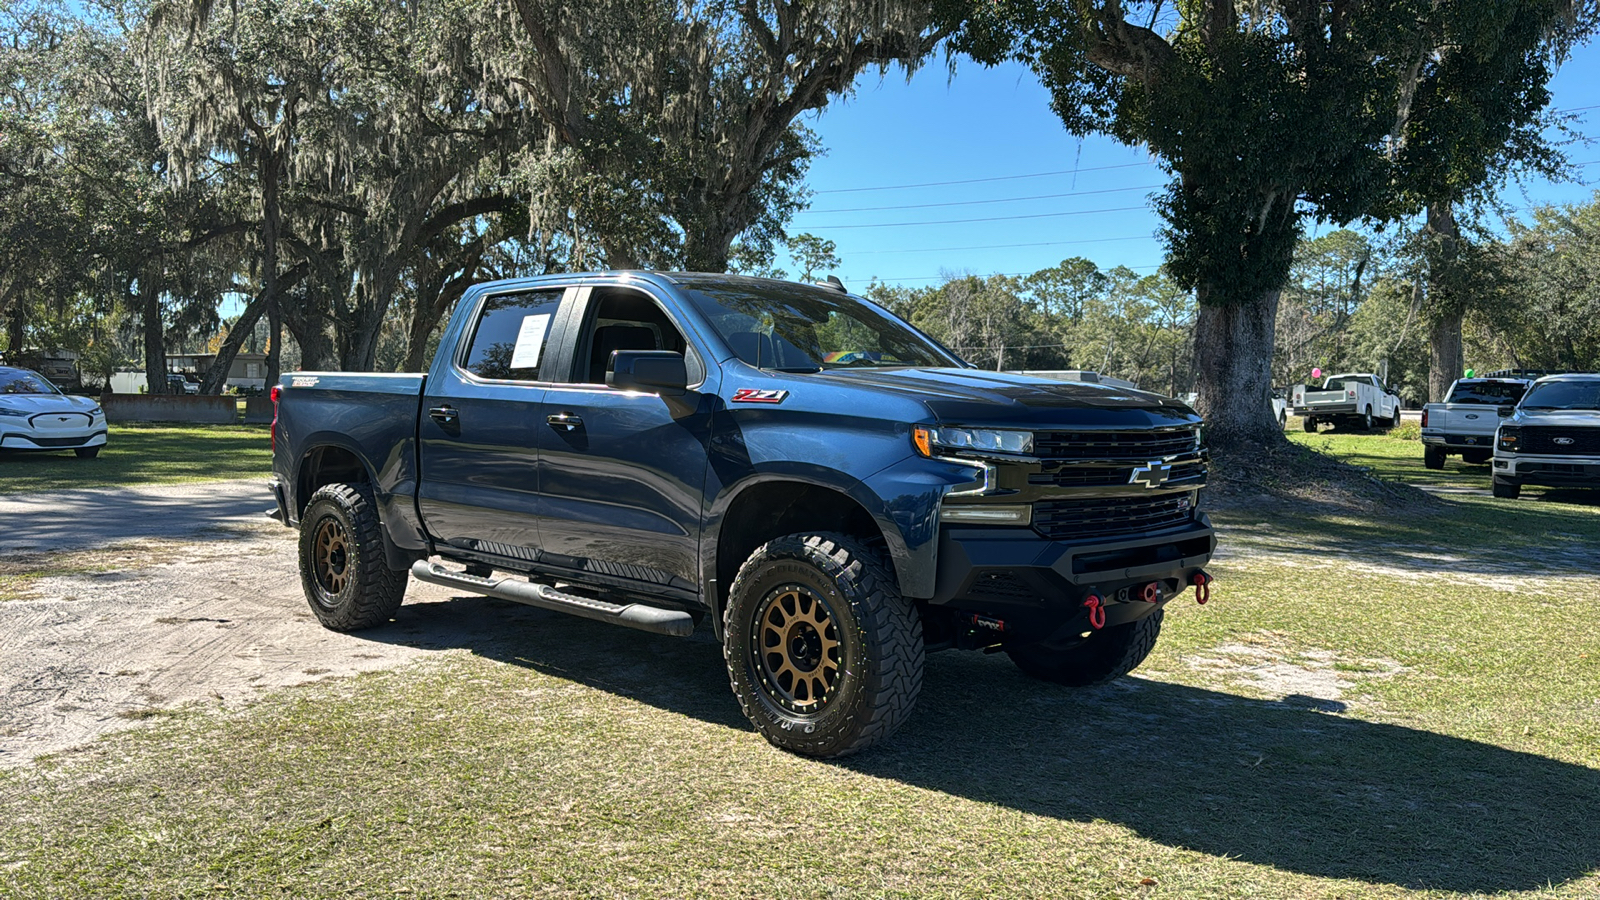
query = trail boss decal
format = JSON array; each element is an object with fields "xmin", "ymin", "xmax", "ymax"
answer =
[{"xmin": 732, "ymin": 388, "xmax": 789, "ymax": 404}]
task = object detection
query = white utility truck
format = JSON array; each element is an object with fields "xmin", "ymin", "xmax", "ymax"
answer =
[{"xmin": 1291, "ymin": 373, "xmax": 1401, "ymax": 432}]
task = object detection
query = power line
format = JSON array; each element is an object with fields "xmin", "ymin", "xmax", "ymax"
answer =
[
  {"xmin": 850, "ymin": 235, "xmax": 1156, "ymax": 255},
  {"xmin": 810, "ymin": 205, "xmax": 1149, "ymax": 230},
  {"xmin": 797, "ymin": 183, "xmax": 1163, "ymax": 215},
  {"xmin": 813, "ymin": 162, "xmax": 1156, "ymax": 194},
  {"xmin": 875, "ymin": 264, "xmax": 1163, "ymax": 284}
]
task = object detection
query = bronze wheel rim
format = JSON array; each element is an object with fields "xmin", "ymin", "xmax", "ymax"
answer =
[
  {"xmin": 312, "ymin": 517, "xmax": 351, "ymax": 600},
  {"xmin": 752, "ymin": 584, "xmax": 842, "ymax": 714}
]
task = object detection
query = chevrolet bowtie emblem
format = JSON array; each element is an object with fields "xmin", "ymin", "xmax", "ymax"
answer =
[{"xmin": 1129, "ymin": 461, "xmax": 1172, "ymax": 488}]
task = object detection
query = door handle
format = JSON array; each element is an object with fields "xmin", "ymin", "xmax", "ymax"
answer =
[
  {"xmin": 546, "ymin": 412, "xmax": 583, "ymax": 431},
  {"xmin": 429, "ymin": 405, "xmax": 459, "ymax": 426}
]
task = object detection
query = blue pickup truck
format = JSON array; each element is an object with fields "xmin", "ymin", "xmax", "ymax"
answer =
[{"xmin": 270, "ymin": 271, "xmax": 1215, "ymax": 757}]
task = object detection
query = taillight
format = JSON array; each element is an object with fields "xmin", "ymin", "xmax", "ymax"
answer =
[
  {"xmin": 1421, "ymin": 408, "xmax": 1429, "ymax": 428},
  {"xmin": 1346, "ymin": 390, "xmax": 1356, "ymax": 399},
  {"xmin": 270, "ymin": 385, "xmax": 281, "ymax": 452}
]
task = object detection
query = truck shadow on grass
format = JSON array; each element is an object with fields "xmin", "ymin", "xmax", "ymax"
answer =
[
  {"xmin": 1214, "ymin": 493, "xmax": 1600, "ymax": 579},
  {"xmin": 369, "ymin": 599, "xmax": 1600, "ymax": 895}
]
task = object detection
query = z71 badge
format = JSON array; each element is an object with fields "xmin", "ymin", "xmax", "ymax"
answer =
[{"xmin": 731, "ymin": 388, "xmax": 789, "ymax": 404}]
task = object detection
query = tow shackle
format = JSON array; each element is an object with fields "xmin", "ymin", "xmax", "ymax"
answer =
[
  {"xmin": 1081, "ymin": 594, "xmax": 1106, "ymax": 630},
  {"xmin": 1189, "ymin": 570, "xmax": 1213, "ymax": 605}
]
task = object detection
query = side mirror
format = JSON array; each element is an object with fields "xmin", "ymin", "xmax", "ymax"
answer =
[
  {"xmin": 608, "ymin": 350, "xmax": 688, "ymax": 396},
  {"xmin": 1497, "ymin": 405, "xmax": 1516, "ymax": 418}
]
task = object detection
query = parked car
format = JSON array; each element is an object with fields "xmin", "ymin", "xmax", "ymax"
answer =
[
  {"xmin": 1290, "ymin": 373, "xmax": 1402, "ymax": 431},
  {"xmin": 0, "ymin": 366, "xmax": 108, "ymax": 458},
  {"xmin": 270, "ymin": 272, "xmax": 1217, "ymax": 758},
  {"xmin": 1491, "ymin": 373, "xmax": 1600, "ymax": 499},
  {"xmin": 167, "ymin": 373, "xmax": 201, "ymax": 394},
  {"xmin": 1420, "ymin": 377, "xmax": 1532, "ymax": 469}
]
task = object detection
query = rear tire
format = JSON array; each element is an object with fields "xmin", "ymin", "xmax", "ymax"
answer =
[
  {"xmin": 1363, "ymin": 407, "xmax": 1374, "ymax": 431},
  {"xmin": 1423, "ymin": 445, "xmax": 1446, "ymax": 470},
  {"xmin": 298, "ymin": 483, "xmax": 408, "ymax": 631},
  {"xmin": 723, "ymin": 532, "xmax": 923, "ymax": 758},
  {"xmin": 1492, "ymin": 477, "xmax": 1521, "ymax": 500},
  {"xmin": 1302, "ymin": 416, "xmax": 1317, "ymax": 433},
  {"xmin": 1006, "ymin": 609, "xmax": 1163, "ymax": 687},
  {"xmin": 74, "ymin": 446, "xmax": 101, "ymax": 459}
]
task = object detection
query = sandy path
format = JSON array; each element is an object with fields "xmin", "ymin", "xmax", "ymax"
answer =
[{"xmin": 0, "ymin": 480, "xmax": 559, "ymax": 766}]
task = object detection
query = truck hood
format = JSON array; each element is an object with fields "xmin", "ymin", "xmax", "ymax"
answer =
[
  {"xmin": 1510, "ymin": 409, "xmax": 1600, "ymax": 427},
  {"xmin": 807, "ymin": 368, "xmax": 1199, "ymax": 428}
]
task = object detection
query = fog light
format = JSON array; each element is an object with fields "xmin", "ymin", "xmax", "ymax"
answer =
[{"xmin": 941, "ymin": 504, "xmax": 1032, "ymax": 525}]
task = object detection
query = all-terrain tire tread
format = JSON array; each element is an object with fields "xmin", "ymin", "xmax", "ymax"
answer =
[
  {"xmin": 299, "ymin": 483, "xmax": 407, "ymax": 631},
  {"xmin": 723, "ymin": 531, "xmax": 923, "ymax": 758}
]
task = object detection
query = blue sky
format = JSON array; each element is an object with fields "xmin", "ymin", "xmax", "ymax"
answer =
[{"xmin": 787, "ymin": 47, "xmax": 1600, "ymax": 291}]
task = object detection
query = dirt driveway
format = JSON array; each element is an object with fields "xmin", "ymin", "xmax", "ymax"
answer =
[{"xmin": 0, "ymin": 480, "xmax": 560, "ymax": 767}]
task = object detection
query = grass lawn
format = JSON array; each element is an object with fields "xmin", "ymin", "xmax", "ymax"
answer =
[
  {"xmin": 0, "ymin": 423, "xmax": 270, "ymax": 494},
  {"xmin": 2, "ymin": 430, "xmax": 1598, "ymax": 898}
]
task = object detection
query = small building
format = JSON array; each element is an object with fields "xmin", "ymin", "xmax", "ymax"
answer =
[{"xmin": 110, "ymin": 352, "xmax": 269, "ymax": 393}]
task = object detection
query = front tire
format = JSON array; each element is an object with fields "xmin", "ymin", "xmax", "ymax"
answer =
[
  {"xmin": 298, "ymin": 483, "xmax": 408, "ymax": 631},
  {"xmin": 1492, "ymin": 477, "xmax": 1521, "ymax": 500},
  {"xmin": 1006, "ymin": 609, "xmax": 1163, "ymax": 686},
  {"xmin": 723, "ymin": 533, "xmax": 923, "ymax": 758},
  {"xmin": 1423, "ymin": 445, "xmax": 1446, "ymax": 470}
]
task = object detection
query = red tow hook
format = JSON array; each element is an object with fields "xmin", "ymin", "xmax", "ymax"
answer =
[
  {"xmin": 1140, "ymin": 581, "xmax": 1162, "ymax": 603},
  {"xmin": 1189, "ymin": 571, "xmax": 1213, "ymax": 605},
  {"xmin": 1082, "ymin": 594, "xmax": 1106, "ymax": 630}
]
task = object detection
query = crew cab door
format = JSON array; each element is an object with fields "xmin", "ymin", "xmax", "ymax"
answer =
[
  {"xmin": 416, "ymin": 285, "xmax": 573, "ymax": 559},
  {"xmin": 532, "ymin": 282, "xmax": 716, "ymax": 598}
]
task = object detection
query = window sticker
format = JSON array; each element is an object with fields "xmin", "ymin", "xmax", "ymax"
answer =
[{"xmin": 508, "ymin": 313, "xmax": 552, "ymax": 370}]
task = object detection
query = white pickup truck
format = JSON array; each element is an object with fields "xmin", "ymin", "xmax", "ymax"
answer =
[
  {"xmin": 1420, "ymin": 377, "xmax": 1532, "ymax": 469},
  {"xmin": 1291, "ymin": 373, "xmax": 1402, "ymax": 432}
]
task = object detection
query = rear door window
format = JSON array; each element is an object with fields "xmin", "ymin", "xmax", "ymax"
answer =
[{"xmin": 461, "ymin": 290, "xmax": 565, "ymax": 382}]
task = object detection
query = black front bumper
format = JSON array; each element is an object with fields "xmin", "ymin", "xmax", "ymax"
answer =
[{"xmin": 931, "ymin": 515, "xmax": 1215, "ymax": 625}]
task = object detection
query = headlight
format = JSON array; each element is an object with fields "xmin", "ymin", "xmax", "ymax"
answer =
[
  {"xmin": 913, "ymin": 426, "xmax": 1033, "ymax": 457},
  {"xmin": 88, "ymin": 405, "xmax": 103, "ymax": 416},
  {"xmin": 0, "ymin": 406, "xmax": 28, "ymax": 418},
  {"xmin": 1497, "ymin": 427, "xmax": 1520, "ymax": 451}
]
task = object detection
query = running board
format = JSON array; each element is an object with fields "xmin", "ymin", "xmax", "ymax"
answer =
[{"xmin": 409, "ymin": 561, "xmax": 696, "ymax": 637}]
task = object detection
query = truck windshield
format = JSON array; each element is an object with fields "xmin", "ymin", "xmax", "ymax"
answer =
[
  {"xmin": 0, "ymin": 369, "xmax": 59, "ymax": 394},
  {"xmin": 1519, "ymin": 381, "xmax": 1600, "ymax": 411},
  {"xmin": 678, "ymin": 279, "xmax": 961, "ymax": 371},
  {"xmin": 1446, "ymin": 381, "xmax": 1527, "ymax": 405}
]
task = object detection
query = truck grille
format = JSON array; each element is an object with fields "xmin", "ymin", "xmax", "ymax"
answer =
[
  {"xmin": 1520, "ymin": 427, "xmax": 1600, "ymax": 455},
  {"xmin": 1033, "ymin": 428, "xmax": 1198, "ymax": 460},
  {"xmin": 1028, "ymin": 461, "xmax": 1206, "ymax": 488},
  {"xmin": 1033, "ymin": 494, "xmax": 1194, "ymax": 541}
]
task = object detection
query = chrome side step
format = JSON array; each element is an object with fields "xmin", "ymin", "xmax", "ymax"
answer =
[{"xmin": 409, "ymin": 560, "xmax": 696, "ymax": 638}]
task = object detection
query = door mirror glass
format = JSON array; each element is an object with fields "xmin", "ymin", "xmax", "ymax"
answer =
[{"xmin": 608, "ymin": 351, "xmax": 688, "ymax": 396}]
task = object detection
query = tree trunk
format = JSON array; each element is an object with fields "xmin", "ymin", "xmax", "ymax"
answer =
[
  {"xmin": 1424, "ymin": 201, "xmax": 1463, "ymax": 402},
  {"xmin": 139, "ymin": 272, "xmax": 167, "ymax": 394},
  {"xmin": 1428, "ymin": 309, "xmax": 1464, "ymax": 403},
  {"xmin": 283, "ymin": 289, "xmax": 336, "ymax": 370},
  {"xmin": 1192, "ymin": 287, "xmax": 1283, "ymax": 450},
  {"xmin": 5, "ymin": 297, "xmax": 24, "ymax": 359},
  {"xmin": 199, "ymin": 289, "xmax": 272, "ymax": 394},
  {"xmin": 265, "ymin": 296, "xmax": 282, "ymax": 388}
]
